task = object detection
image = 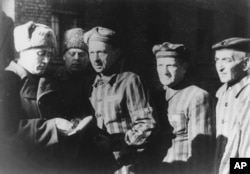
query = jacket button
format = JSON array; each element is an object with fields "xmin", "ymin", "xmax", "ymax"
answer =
[{"xmin": 96, "ymin": 113, "xmax": 103, "ymax": 117}]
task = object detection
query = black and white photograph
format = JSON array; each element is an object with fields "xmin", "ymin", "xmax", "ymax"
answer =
[{"xmin": 1, "ymin": 0, "xmax": 250, "ymax": 174}]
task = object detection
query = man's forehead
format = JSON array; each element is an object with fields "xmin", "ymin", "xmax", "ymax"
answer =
[
  {"xmin": 215, "ymin": 49, "xmax": 243, "ymax": 57},
  {"xmin": 89, "ymin": 40, "xmax": 111, "ymax": 48},
  {"xmin": 157, "ymin": 57, "xmax": 179, "ymax": 63},
  {"xmin": 67, "ymin": 48, "xmax": 86, "ymax": 53}
]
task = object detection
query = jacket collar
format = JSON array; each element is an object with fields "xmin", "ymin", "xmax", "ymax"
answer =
[
  {"xmin": 92, "ymin": 73, "xmax": 118, "ymax": 88},
  {"xmin": 164, "ymin": 80, "xmax": 190, "ymax": 101},
  {"xmin": 216, "ymin": 75, "xmax": 250, "ymax": 98},
  {"xmin": 5, "ymin": 61, "xmax": 29, "ymax": 80}
]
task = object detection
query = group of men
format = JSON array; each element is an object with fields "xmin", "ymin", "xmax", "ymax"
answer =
[{"xmin": 0, "ymin": 21, "xmax": 250, "ymax": 174}]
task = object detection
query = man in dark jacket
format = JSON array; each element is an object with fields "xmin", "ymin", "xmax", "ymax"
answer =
[
  {"xmin": 0, "ymin": 21, "xmax": 79, "ymax": 173},
  {"xmin": 49, "ymin": 28, "xmax": 95, "ymax": 173}
]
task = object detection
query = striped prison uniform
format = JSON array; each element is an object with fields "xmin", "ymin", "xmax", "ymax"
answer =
[
  {"xmin": 215, "ymin": 75, "xmax": 250, "ymax": 174},
  {"xmin": 159, "ymin": 85, "xmax": 215, "ymax": 174},
  {"xmin": 89, "ymin": 72, "xmax": 157, "ymax": 174}
]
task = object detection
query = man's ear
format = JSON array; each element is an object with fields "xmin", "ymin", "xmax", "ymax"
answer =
[
  {"xmin": 63, "ymin": 54, "xmax": 66, "ymax": 61},
  {"xmin": 243, "ymin": 57, "xmax": 250, "ymax": 72},
  {"xmin": 114, "ymin": 48, "xmax": 121, "ymax": 58},
  {"xmin": 182, "ymin": 62, "xmax": 188, "ymax": 73}
]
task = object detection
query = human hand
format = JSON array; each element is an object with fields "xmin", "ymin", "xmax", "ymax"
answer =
[
  {"xmin": 54, "ymin": 118, "xmax": 74, "ymax": 136},
  {"xmin": 67, "ymin": 116, "xmax": 94, "ymax": 136}
]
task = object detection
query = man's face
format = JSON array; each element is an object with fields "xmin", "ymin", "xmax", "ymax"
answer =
[
  {"xmin": 157, "ymin": 57, "xmax": 186, "ymax": 87},
  {"xmin": 88, "ymin": 41, "xmax": 118, "ymax": 74},
  {"xmin": 19, "ymin": 47, "xmax": 53, "ymax": 75},
  {"xmin": 64, "ymin": 48, "xmax": 89, "ymax": 73},
  {"xmin": 215, "ymin": 49, "xmax": 246, "ymax": 85}
]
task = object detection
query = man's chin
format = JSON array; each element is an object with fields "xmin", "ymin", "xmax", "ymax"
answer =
[
  {"xmin": 70, "ymin": 68, "xmax": 83, "ymax": 72},
  {"xmin": 161, "ymin": 80, "xmax": 173, "ymax": 86},
  {"xmin": 94, "ymin": 68, "xmax": 104, "ymax": 73}
]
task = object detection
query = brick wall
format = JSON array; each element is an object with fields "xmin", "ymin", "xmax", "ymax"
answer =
[{"xmin": 15, "ymin": 0, "xmax": 52, "ymax": 26}]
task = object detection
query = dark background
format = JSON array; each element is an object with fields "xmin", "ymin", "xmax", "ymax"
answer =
[{"xmin": 1, "ymin": 0, "xmax": 250, "ymax": 95}]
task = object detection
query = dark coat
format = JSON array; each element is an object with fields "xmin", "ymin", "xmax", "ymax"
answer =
[
  {"xmin": 1, "ymin": 61, "xmax": 72, "ymax": 173},
  {"xmin": 53, "ymin": 67, "xmax": 93, "ymax": 119}
]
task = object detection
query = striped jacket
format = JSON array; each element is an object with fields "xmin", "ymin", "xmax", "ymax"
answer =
[
  {"xmin": 159, "ymin": 85, "xmax": 215, "ymax": 174},
  {"xmin": 215, "ymin": 75, "xmax": 250, "ymax": 174},
  {"xmin": 89, "ymin": 72, "xmax": 157, "ymax": 173}
]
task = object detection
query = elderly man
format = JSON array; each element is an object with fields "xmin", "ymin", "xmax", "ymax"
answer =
[
  {"xmin": 152, "ymin": 42, "xmax": 215, "ymax": 174},
  {"xmin": 213, "ymin": 38, "xmax": 250, "ymax": 174},
  {"xmin": 84, "ymin": 26, "xmax": 157, "ymax": 174},
  {"xmin": 1, "ymin": 21, "xmax": 76, "ymax": 173}
]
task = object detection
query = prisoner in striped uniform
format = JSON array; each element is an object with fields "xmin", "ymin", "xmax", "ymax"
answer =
[
  {"xmin": 152, "ymin": 42, "xmax": 215, "ymax": 174},
  {"xmin": 84, "ymin": 26, "xmax": 157, "ymax": 174},
  {"xmin": 213, "ymin": 37, "xmax": 250, "ymax": 174}
]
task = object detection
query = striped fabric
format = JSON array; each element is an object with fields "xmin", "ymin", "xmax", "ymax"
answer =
[
  {"xmin": 215, "ymin": 75, "xmax": 250, "ymax": 174},
  {"xmin": 161, "ymin": 85, "xmax": 215, "ymax": 173},
  {"xmin": 89, "ymin": 72, "xmax": 156, "ymax": 173}
]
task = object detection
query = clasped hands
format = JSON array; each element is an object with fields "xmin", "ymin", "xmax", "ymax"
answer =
[{"xmin": 54, "ymin": 116, "xmax": 93, "ymax": 136}]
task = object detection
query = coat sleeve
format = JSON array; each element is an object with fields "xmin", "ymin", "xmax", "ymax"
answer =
[
  {"xmin": 1, "ymin": 71, "xmax": 59, "ymax": 148},
  {"xmin": 124, "ymin": 75, "xmax": 157, "ymax": 146},
  {"xmin": 187, "ymin": 91, "xmax": 216, "ymax": 173},
  {"xmin": 239, "ymin": 97, "xmax": 250, "ymax": 157},
  {"xmin": 18, "ymin": 118, "xmax": 58, "ymax": 147}
]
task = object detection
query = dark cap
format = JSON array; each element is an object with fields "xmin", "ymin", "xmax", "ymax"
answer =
[
  {"xmin": 212, "ymin": 37, "xmax": 250, "ymax": 52},
  {"xmin": 84, "ymin": 26, "xmax": 118, "ymax": 46},
  {"xmin": 152, "ymin": 42, "xmax": 189, "ymax": 61}
]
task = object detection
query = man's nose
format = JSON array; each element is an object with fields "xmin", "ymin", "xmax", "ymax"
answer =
[
  {"xmin": 93, "ymin": 53, "xmax": 101, "ymax": 62},
  {"xmin": 43, "ymin": 56, "xmax": 50, "ymax": 63},
  {"xmin": 164, "ymin": 66, "xmax": 170, "ymax": 75},
  {"xmin": 73, "ymin": 53, "xmax": 80, "ymax": 60},
  {"xmin": 216, "ymin": 62, "xmax": 225, "ymax": 72}
]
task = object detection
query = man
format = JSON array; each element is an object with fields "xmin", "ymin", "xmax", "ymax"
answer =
[
  {"xmin": 84, "ymin": 26, "xmax": 157, "ymax": 174},
  {"xmin": 213, "ymin": 37, "xmax": 250, "ymax": 174},
  {"xmin": 55, "ymin": 28, "xmax": 93, "ymax": 120},
  {"xmin": 152, "ymin": 42, "xmax": 215, "ymax": 174},
  {"xmin": 1, "ymin": 21, "xmax": 76, "ymax": 173},
  {"xmin": 51, "ymin": 28, "xmax": 95, "ymax": 172}
]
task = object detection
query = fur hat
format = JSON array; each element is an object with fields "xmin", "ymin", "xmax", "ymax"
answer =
[
  {"xmin": 14, "ymin": 21, "xmax": 57, "ymax": 52},
  {"xmin": 62, "ymin": 28, "xmax": 88, "ymax": 54},
  {"xmin": 84, "ymin": 26, "xmax": 118, "ymax": 46},
  {"xmin": 152, "ymin": 42, "xmax": 189, "ymax": 61},
  {"xmin": 212, "ymin": 37, "xmax": 250, "ymax": 52}
]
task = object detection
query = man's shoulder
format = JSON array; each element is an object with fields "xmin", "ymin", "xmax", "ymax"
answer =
[
  {"xmin": 2, "ymin": 68, "xmax": 22, "ymax": 85},
  {"xmin": 117, "ymin": 71, "xmax": 140, "ymax": 81},
  {"xmin": 183, "ymin": 85, "xmax": 210, "ymax": 97},
  {"xmin": 178, "ymin": 85, "xmax": 212, "ymax": 105}
]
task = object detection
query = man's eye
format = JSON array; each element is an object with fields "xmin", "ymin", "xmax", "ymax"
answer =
[
  {"xmin": 223, "ymin": 58, "xmax": 233, "ymax": 63},
  {"xmin": 98, "ymin": 51, "xmax": 106, "ymax": 56},
  {"xmin": 68, "ymin": 52, "xmax": 75, "ymax": 56},
  {"xmin": 79, "ymin": 52, "xmax": 86, "ymax": 57},
  {"xmin": 37, "ymin": 50, "xmax": 46, "ymax": 56}
]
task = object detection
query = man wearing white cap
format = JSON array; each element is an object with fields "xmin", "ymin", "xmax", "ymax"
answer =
[
  {"xmin": 152, "ymin": 42, "xmax": 215, "ymax": 174},
  {"xmin": 1, "ymin": 21, "xmax": 77, "ymax": 173},
  {"xmin": 84, "ymin": 26, "xmax": 157, "ymax": 174}
]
